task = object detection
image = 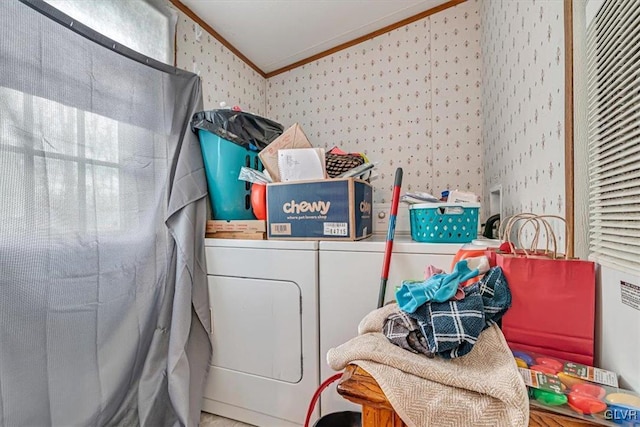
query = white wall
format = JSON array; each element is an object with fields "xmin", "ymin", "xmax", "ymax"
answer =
[{"xmin": 597, "ymin": 266, "xmax": 640, "ymax": 391}]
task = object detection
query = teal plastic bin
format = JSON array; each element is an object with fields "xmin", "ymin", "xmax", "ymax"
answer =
[
  {"xmin": 409, "ymin": 203, "xmax": 480, "ymax": 243},
  {"xmin": 191, "ymin": 109, "xmax": 283, "ymax": 221},
  {"xmin": 198, "ymin": 130, "xmax": 261, "ymax": 220}
]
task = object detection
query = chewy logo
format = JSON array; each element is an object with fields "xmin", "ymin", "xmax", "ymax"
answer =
[
  {"xmin": 359, "ymin": 201, "xmax": 371, "ymax": 215},
  {"xmin": 283, "ymin": 200, "xmax": 331, "ymax": 215}
]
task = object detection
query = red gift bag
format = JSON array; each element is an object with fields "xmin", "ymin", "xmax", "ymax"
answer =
[{"xmin": 496, "ymin": 215, "xmax": 596, "ymax": 365}]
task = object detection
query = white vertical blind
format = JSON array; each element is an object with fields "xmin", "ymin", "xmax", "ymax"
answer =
[{"xmin": 587, "ymin": 0, "xmax": 640, "ymax": 274}]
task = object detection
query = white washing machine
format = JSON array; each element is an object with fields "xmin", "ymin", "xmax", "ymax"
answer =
[
  {"xmin": 318, "ymin": 233, "xmax": 462, "ymax": 416},
  {"xmin": 202, "ymin": 238, "xmax": 319, "ymax": 427}
]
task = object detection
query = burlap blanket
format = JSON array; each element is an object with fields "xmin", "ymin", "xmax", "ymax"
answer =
[{"xmin": 327, "ymin": 303, "xmax": 529, "ymax": 427}]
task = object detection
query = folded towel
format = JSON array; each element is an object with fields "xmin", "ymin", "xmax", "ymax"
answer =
[{"xmin": 327, "ymin": 304, "xmax": 529, "ymax": 427}]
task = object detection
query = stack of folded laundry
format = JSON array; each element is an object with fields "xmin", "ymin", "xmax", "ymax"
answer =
[{"xmin": 384, "ymin": 258, "xmax": 512, "ymax": 359}]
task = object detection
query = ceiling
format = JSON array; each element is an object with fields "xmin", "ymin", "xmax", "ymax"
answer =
[{"xmin": 179, "ymin": 0, "xmax": 455, "ymax": 75}]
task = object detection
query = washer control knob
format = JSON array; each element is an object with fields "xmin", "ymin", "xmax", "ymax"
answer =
[{"xmin": 378, "ymin": 211, "xmax": 386, "ymax": 219}]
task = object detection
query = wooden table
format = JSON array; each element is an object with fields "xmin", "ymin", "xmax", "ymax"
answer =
[{"xmin": 337, "ymin": 364, "xmax": 601, "ymax": 427}]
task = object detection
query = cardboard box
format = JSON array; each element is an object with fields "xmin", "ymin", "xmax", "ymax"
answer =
[
  {"xmin": 266, "ymin": 178, "xmax": 373, "ymax": 240},
  {"xmin": 206, "ymin": 220, "xmax": 266, "ymax": 234},
  {"xmin": 511, "ymin": 347, "xmax": 618, "ymax": 388},
  {"xmin": 258, "ymin": 123, "xmax": 313, "ymax": 182},
  {"xmin": 205, "ymin": 232, "xmax": 266, "ymax": 240}
]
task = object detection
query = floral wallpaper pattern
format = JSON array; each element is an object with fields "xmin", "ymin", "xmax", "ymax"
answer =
[
  {"xmin": 265, "ymin": 0, "xmax": 483, "ymax": 206},
  {"xmin": 173, "ymin": 0, "xmax": 564, "ymax": 237},
  {"xmin": 481, "ymin": 0, "xmax": 566, "ymax": 247},
  {"xmin": 173, "ymin": 7, "xmax": 266, "ymax": 114}
]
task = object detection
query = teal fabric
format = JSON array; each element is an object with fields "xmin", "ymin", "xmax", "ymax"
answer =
[{"xmin": 396, "ymin": 259, "xmax": 481, "ymax": 313}]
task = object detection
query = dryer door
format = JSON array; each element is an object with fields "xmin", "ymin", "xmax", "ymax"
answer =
[
  {"xmin": 203, "ymin": 242, "xmax": 319, "ymax": 427},
  {"xmin": 208, "ymin": 276, "xmax": 302, "ymax": 383}
]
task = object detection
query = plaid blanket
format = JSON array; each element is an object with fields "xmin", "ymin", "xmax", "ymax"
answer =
[
  {"xmin": 383, "ymin": 310, "xmax": 434, "ymax": 357},
  {"xmin": 477, "ymin": 267, "xmax": 511, "ymax": 325},
  {"xmin": 393, "ymin": 267, "xmax": 511, "ymax": 359}
]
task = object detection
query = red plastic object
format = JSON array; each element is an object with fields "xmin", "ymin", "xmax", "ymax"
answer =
[
  {"xmin": 567, "ymin": 392, "xmax": 607, "ymax": 415},
  {"xmin": 535, "ymin": 357, "xmax": 564, "ymax": 373},
  {"xmin": 250, "ymin": 183, "xmax": 266, "ymax": 220},
  {"xmin": 450, "ymin": 248, "xmax": 488, "ymax": 287},
  {"xmin": 571, "ymin": 383, "xmax": 606, "ymax": 400},
  {"xmin": 529, "ymin": 364, "xmax": 559, "ymax": 375},
  {"xmin": 377, "ymin": 168, "xmax": 402, "ymax": 309},
  {"xmin": 499, "ymin": 242, "xmax": 512, "ymax": 253}
]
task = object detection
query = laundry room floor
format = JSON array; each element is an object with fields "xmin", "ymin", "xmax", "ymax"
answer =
[{"xmin": 200, "ymin": 412, "xmax": 254, "ymax": 427}]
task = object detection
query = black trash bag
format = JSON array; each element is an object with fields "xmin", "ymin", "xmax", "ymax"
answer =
[{"xmin": 191, "ymin": 109, "xmax": 284, "ymax": 152}]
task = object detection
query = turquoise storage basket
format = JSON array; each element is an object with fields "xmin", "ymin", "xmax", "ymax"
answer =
[
  {"xmin": 198, "ymin": 129, "xmax": 261, "ymax": 220},
  {"xmin": 409, "ymin": 203, "xmax": 480, "ymax": 243}
]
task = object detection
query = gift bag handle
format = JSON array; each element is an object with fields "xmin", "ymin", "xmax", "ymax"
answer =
[
  {"xmin": 516, "ymin": 216, "xmax": 558, "ymax": 259},
  {"xmin": 499, "ymin": 213, "xmax": 543, "ymax": 243},
  {"xmin": 531, "ymin": 214, "xmax": 569, "ymax": 260},
  {"xmin": 516, "ymin": 216, "xmax": 552, "ymax": 254},
  {"xmin": 499, "ymin": 213, "xmax": 532, "ymax": 241},
  {"xmin": 503, "ymin": 215, "xmax": 551, "ymax": 255},
  {"xmin": 501, "ymin": 214, "xmax": 568, "ymax": 260},
  {"xmin": 500, "ymin": 213, "xmax": 545, "ymax": 254}
]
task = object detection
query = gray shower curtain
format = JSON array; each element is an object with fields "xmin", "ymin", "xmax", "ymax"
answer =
[{"xmin": 0, "ymin": 1, "xmax": 211, "ymax": 426}]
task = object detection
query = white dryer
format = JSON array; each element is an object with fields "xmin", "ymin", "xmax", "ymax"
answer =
[
  {"xmin": 318, "ymin": 234, "xmax": 462, "ymax": 416},
  {"xmin": 202, "ymin": 238, "xmax": 319, "ymax": 427}
]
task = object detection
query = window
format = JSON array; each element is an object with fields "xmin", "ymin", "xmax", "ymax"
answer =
[
  {"xmin": 43, "ymin": 0, "xmax": 175, "ymax": 65},
  {"xmin": 587, "ymin": 0, "xmax": 640, "ymax": 274},
  {"xmin": 0, "ymin": 86, "xmax": 156, "ymax": 237},
  {"xmin": 0, "ymin": 1, "xmax": 174, "ymax": 239}
]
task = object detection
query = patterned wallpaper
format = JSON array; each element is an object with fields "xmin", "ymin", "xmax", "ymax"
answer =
[
  {"xmin": 173, "ymin": 0, "xmax": 565, "ymax": 236},
  {"xmin": 172, "ymin": 6, "xmax": 266, "ymax": 114},
  {"xmin": 265, "ymin": 0, "xmax": 483, "ymax": 206},
  {"xmin": 480, "ymin": 0, "xmax": 566, "ymax": 247}
]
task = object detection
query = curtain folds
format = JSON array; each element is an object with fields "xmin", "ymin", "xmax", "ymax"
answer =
[{"xmin": 0, "ymin": 1, "xmax": 210, "ymax": 426}]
